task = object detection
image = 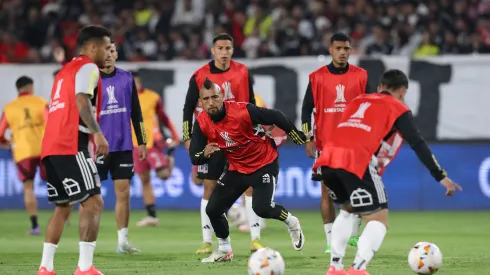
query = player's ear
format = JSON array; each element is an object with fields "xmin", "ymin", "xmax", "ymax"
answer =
[
  {"xmin": 210, "ymin": 45, "xmax": 216, "ymax": 56},
  {"xmin": 328, "ymin": 45, "xmax": 332, "ymax": 55}
]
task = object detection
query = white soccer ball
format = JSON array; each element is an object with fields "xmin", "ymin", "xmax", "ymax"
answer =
[
  {"xmin": 408, "ymin": 242, "xmax": 443, "ymax": 274},
  {"xmin": 248, "ymin": 248, "xmax": 285, "ymax": 275},
  {"xmin": 227, "ymin": 206, "xmax": 247, "ymax": 226}
]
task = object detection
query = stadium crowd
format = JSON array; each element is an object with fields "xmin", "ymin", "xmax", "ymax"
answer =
[{"xmin": 1, "ymin": 0, "xmax": 490, "ymax": 63}]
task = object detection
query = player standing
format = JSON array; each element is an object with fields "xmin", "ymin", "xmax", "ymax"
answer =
[
  {"xmin": 38, "ymin": 25, "xmax": 111, "ymax": 275},
  {"xmin": 0, "ymin": 76, "xmax": 48, "ymax": 235},
  {"xmin": 315, "ymin": 69, "xmax": 462, "ymax": 275},
  {"xmin": 301, "ymin": 33, "xmax": 365, "ymax": 253},
  {"xmin": 182, "ymin": 33, "xmax": 264, "ymax": 254},
  {"xmin": 95, "ymin": 42, "xmax": 146, "ymax": 253},
  {"xmin": 190, "ymin": 79, "xmax": 307, "ymax": 262},
  {"xmin": 132, "ymin": 71, "xmax": 180, "ymax": 227}
]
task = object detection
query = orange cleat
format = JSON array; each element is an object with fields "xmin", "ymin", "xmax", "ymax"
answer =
[
  {"xmin": 326, "ymin": 265, "xmax": 347, "ymax": 275},
  {"xmin": 347, "ymin": 267, "xmax": 370, "ymax": 275},
  {"xmin": 74, "ymin": 266, "xmax": 104, "ymax": 275},
  {"xmin": 38, "ymin": 267, "xmax": 56, "ymax": 275}
]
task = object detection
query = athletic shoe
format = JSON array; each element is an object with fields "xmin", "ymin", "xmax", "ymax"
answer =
[
  {"xmin": 201, "ymin": 249, "xmax": 233, "ymax": 263},
  {"xmin": 195, "ymin": 242, "xmax": 213, "ymax": 254},
  {"xmin": 250, "ymin": 238, "xmax": 265, "ymax": 252},
  {"xmin": 286, "ymin": 216, "xmax": 305, "ymax": 251},
  {"xmin": 38, "ymin": 267, "xmax": 55, "ymax": 275},
  {"xmin": 325, "ymin": 244, "xmax": 331, "ymax": 254},
  {"xmin": 116, "ymin": 242, "xmax": 141, "ymax": 254},
  {"xmin": 348, "ymin": 236, "xmax": 359, "ymax": 247},
  {"xmin": 347, "ymin": 267, "xmax": 369, "ymax": 275},
  {"xmin": 74, "ymin": 265, "xmax": 103, "ymax": 275},
  {"xmin": 326, "ymin": 265, "xmax": 347, "ymax": 275},
  {"xmin": 135, "ymin": 216, "xmax": 159, "ymax": 227},
  {"xmin": 29, "ymin": 227, "xmax": 41, "ymax": 235}
]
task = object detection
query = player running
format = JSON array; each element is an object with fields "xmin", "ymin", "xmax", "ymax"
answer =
[
  {"xmin": 95, "ymin": 42, "xmax": 146, "ymax": 253},
  {"xmin": 132, "ymin": 71, "xmax": 180, "ymax": 227},
  {"xmin": 182, "ymin": 33, "xmax": 263, "ymax": 254},
  {"xmin": 302, "ymin": 33, "xmax": 365, "ymax": 253},
  {"xmin": 189, "ymin": 78, "xmax": 307, "ymax": 263},
  {"xmin": 0, "ymin": 76, "xmax": 48, "ymax": 235},
  {"xmin": 315, "ymin": 69, "xmax": 462, "ymax": 275},
  {"xmin": 38, "ymin": 25, "xmax": 111, "ymax": 275}
]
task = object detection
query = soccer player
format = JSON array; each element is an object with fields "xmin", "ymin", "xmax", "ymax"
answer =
[
  {"xmin": 182, "ymin": 33, "xmax": 263, "ymax": 254},
  {"xmin": 0, "ymin": 76, "xmax": 48, "ymax": 235},
  {"xmin": 301, "ymin": 33, "xmax": 365, "ymax": 253},
  {"xmin": 132, "ymin": 71, "xmax": 180, "ymax": 227},
  {"xmin": 95, "ymin": 42, "xmax": 146, "ymax": 253},
  {"xmin": 189, "ymin": 78, "xmax": 307, "ymax": 262},
  {"xmin": 315, "ymin": 69, "xmax": 462, "ymax": 275},
  {"xmin": 38, "ymin": 25, "xmax": 111, "ymax": 275}
]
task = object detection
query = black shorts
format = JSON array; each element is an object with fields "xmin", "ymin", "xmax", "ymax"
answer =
[
  {"xmin": 42, "ymin": 150, "xmax": 101, "ymax": 205},
  {"xmin": 321, "ymin": 165, "xmax": 388, "ymax": 214},
  {"xmin": 207, "ymin": 160, "xmax": 279, "ymax": 215},
  {"xmin": 196, "ymin": 150, "xmax": 227, "ymax": 180},
  {"xmin": 311, "ymin": 150, "xmax": 322, "ymax": 181},
  {"xmin": 96, "ymin": 150, "xmax": 134, "ymax": 181}
]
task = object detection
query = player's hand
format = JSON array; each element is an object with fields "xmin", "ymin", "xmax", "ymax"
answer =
[
  {"xmin": 138, "ymin": 144, "xmax": 147, "ymax": 161},
  {"xmin": 184, "ymin": 140, "xmax": 191, "ymax": 152},
  {"xmin": 166, "ymin": 138, "xmax": 179, "ymax": 148},
  {"xmin": 305, "ymin": 141, "xmax": 316, "ymax": 158},
  {"xmin": 288, "ymin": 129, "xmax": 307, "ymax": 145},
  {"xmin": 53, "ymin": 47, "xmax": 65, "ymax": 64},
  {"xmin": 204, "ymin": 143, "xmax": 220, "ymax": 158},
  {"xmin": 439, "ymin": 177, "xmax": 462, "ymax": 196},
  {"xmin": 93, "ymin": 132, "xmax": 109, "ymax": 157}
]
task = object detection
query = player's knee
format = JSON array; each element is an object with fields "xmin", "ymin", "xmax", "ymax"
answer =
[
  {"xmin": 205, "ymin": 202, "xmax": 220, "ymax": 218},
  {"xmin": 156, "ymin": 168, "xmax": 170, "ymax": 180},
  {"xmin": 203, "ymin": 180, "xmax": 216, "ymax": 199},
  {"xmin": 82, "ymin": 194, "xmax": 104, "ymax": 213},
  {"xmin": 251, "ymin": 203, "xmax": 270, "ymax": 218},
  {"xmin": 114, "ymin": 183, "xmax": 130, "ymax": 201}
]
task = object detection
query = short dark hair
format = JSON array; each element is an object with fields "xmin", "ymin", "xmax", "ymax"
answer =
[
  {"xmin": 77, "ymin": 25, "xmax": 112, "ymax": 48},
  {"xmin": 213, "ymin": 33, "xmax": 234, "ymax": 45},
  {"xmin": 130, "ymin": 70, "xmax": 140, "ymax": 77},
  {"xmin": 380, "ymin": 69, "xmax": 409, "ymax": 90},
  {"xmin": 15, "ymin": 76, "xmax": 33, "ymax": 89},
  {"xmin": 330, "ymin": 32, "xmax": 351, "ymax": 44}
]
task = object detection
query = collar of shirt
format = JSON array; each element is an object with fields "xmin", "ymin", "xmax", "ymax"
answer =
[
  {"xmin": 327, "ymin": 62, "xmax": 349, "ymax": 74},
  {"xmin": 100, "ymin": 67, "xmax": 117, "ymax": 78},
  {"xmin": 18, "ymin": 91, "xmax": 31, "ymax": 97},
  {"xmin": 208, "ymin": 60, "xmax": 231, "ymax": 74}
]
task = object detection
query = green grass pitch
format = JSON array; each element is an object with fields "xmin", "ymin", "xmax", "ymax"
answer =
[{"xmin": 0, "ymin": 210, "xmax": 488, "ymax": 274}]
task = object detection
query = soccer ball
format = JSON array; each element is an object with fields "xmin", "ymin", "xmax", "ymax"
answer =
[
  {"xmin": 408, "ymin": 242, "xmax": 443, "ymax": 274},
  {"xmin": 227, "ymin": 206, "xmax": 247, "ymax": 227},
  {"xmin": 248, "ymin": 248, "xmax": 285, "ymax": 275}
]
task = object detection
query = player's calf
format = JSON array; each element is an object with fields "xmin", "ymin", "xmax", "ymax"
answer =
[{"xmin": 23, "ymin": 179, "xmax": 40, "ymax": 234}]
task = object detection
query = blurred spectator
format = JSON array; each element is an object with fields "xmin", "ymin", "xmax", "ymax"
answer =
[
  {"xmin": 1, "ymin": 0, "xmax": 490, "ymax": 63},
  {"xmin": 413, "ymin": 31, "xmax": 440, "ymax": 57}
]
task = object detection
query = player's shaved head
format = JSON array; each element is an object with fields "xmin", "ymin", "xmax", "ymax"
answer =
[{"xmin": 199, "ymin": 78, "xmax": 223, "ymax": 115}]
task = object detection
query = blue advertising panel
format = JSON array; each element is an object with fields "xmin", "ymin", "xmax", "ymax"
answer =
[{"xmin": 0, "ymin": 145, "xmax": 489, "ymax": 210}]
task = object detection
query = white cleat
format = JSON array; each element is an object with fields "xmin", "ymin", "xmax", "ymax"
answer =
[
  {"xmin": 287, "ymin": 216, "xmax": 305, "ymax": 251},
  {"xmin": 136, "ymin": 216, "xmax": 159, "ymax": 227},
  {"xmin": 201, "ymin": 249, "xmax": 234, "ymax": 263},
  {"xmin": 116, "ymin": 242, "xmax": 141, "ymax": 254}
]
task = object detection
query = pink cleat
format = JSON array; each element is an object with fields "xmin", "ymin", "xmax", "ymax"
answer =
[
  {"xmin": 74, "ymin": 266, "xmax": 103, "ymax": 275},
  {"xmin": 347, "ymin": 267, "xmax": 370, "ymax": 275},
  {"xmin": 38, "ymin": 267, "xmax": 56, "ymax": 275},
  {"xmin": 326, "ymin": 265, "xmax": 347, "ymax": 275}
]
